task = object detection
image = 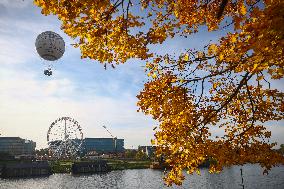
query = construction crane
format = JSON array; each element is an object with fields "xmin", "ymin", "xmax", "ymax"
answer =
[{"xmin": 102, "ymin": 125, "xmax": 117, "ymax": 155}]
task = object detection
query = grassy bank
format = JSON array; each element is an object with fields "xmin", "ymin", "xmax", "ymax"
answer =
[
  {"xmin": 49, "ymin": 160, "xmax": 151, "ymax": 173},
  {"xmin": 49, "ymin": 161, "xmax": 73, "ymax": 173},
  {"xmin": 107, "ymin": 160, "xmax": 151, "ymax": 170}
]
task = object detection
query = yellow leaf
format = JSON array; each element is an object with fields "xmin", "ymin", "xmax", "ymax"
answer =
[
  {"xmin": 231, "ymin": 36, "xmax": 237, "ymax": 43},
  {"xmin": 219, "ymin": 54, "xmax": 224, "ymax": 61},
  {"xmin": 196, "ymin": 169, "xmax": 201, "ymax": 175},
  {"xmin": 256, "ymin": 75, "xmax": 264, "ymax": 81},
  {"xmin": 208, "ymin": 44, "xmax": 217, "ymax": 55},
  {"xmin": 183, "ymin": 53, "xmax": 189, "ymax": 61},
  {"xmin": 213, "ymin": 83, "xmax": 218, "ymax": 89},
  {"xmin": 197, "ymin": 51, "xmax": 205, "ymax": 59},
  {"xmin": 240, "ymin": 3, "xmax": 247, "ymax": 15}
]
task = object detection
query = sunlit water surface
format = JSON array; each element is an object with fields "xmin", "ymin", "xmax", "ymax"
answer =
[{"xmin": 0, "ymin": 164, "xmax": 283, "ymax": 189}]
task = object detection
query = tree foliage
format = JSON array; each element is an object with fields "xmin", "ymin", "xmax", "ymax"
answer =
[
  {"xmin": 34, "ymin": 0, "xmax": 284, "ymax": 185},
  {"xmin": 135, "ymin": 150, "xmax": 149, "ymax": 160},
  {"xmin": 35, "ymin": 148, "xmax": 49, "ymax": 156},
  {"xmin": 124, "ymin": 149, "xmax": 137, "ymax": 159}
]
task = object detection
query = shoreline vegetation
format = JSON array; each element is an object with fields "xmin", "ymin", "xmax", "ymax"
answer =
[
  {"xmin": 50, "ymin": 159, "xmax": 152, "ymax": 173},
  {"xmin": 0, "ymin": 158, "xmax": 211, "ymax": 176},
  {"xmin": 0, "ymin": 159, "xmax": 153, "ymax": 176}
]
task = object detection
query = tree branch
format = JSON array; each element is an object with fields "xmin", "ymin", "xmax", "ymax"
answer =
[{"xmin": 217, "ymin": 0, "xmax": 229, "ymax": 19}]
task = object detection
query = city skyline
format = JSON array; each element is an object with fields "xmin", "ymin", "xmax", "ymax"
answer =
[{"xmin": 0, "ymin": 0, "xmax": 283, "ymax": 149}]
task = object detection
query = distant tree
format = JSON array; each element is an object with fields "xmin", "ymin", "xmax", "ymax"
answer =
[
  {"xmin": 135, "ymin": 150, "xmax": 148, "ymax": 160},
  {"xmin": 35, "ymin": 148, "xmax": 49, "ymax": 156},
  {"xmin": 124, "ymin": 149, "xmax": 137, "ymax": 159}
]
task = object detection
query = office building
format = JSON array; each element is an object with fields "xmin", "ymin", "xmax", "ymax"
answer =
[
  {"xmin": 83, "ymin": 138, "xmax": 124, "ymax": 154},
  {"xmin": 0, "ymin": 137, "xmax": 36, "ymax": 156}
]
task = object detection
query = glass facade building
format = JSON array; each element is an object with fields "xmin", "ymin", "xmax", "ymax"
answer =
[
  {"xmin": 0, "ymin": 137, "xmax": 36, "ymax": 156},
  {"xmin": 83, "ymin": 138, "xmax": 124, "ymax": 154}
]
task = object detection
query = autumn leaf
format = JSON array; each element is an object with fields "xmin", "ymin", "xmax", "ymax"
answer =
[
  {"xmin": 240, "ymin": 3, "xmax": 247, "ymax": 15},
  {"xmin": 208, "ymin": 44, "xmax": 218, "ymax": 56},
  {"xmin": 183, "ymin": 53, "xmax": 189, "ymax": 61}
]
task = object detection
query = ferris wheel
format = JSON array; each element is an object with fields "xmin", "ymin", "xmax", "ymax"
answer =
[{"xmin": 47, "ymin": 117, "xmax": 83, "ymax": 158}]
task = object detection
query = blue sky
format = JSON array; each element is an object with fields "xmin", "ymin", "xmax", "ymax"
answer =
[
  {"xmin": 0, "ymin": 0, "xmax": 283, "ymax": 149},
  {"xmin": 0, "ymin": 0, "xmax": 156, "ymax": 149}
]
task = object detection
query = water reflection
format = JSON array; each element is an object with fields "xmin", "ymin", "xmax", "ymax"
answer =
[{"xmin": 0, "ymin": 165, "xmax": 283, "ymax": 189}]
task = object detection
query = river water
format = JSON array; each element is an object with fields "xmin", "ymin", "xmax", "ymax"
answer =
[{"xmin": 0, "ymin": 164, "xmax": 283, "ymax": 189}]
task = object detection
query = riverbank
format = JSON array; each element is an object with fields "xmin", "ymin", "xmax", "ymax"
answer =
[
  {"xmin": 0, "ymin": 161, "xmax": 51, "ymax": 178},
  {"xmin": 107, "ymin": 159, "xmax": 151, "ymax": 170},
  {"xmin": 0, "ymin": 159, "xmax": 152, "ymax": 177},
  {"xmin": 1, "ymin": 159, "xmax": 212, "ymax": 176},
  {"xmin": 49, "ymin": 159, "xmax": 151, "ymax": 173}
]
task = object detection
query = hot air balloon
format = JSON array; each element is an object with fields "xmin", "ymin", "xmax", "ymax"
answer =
[{"xmin": 35, "ymin": 31, "xmax": 65, "ymax": 76}]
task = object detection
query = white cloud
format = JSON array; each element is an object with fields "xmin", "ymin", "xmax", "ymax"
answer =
[
  {"xmin": 0, "ymin": 66, "xmax": 155, "ymax": 149},
  {"xmin": 0, "ymin": 0, "xmax": 31, "ymax": 9},
  {"xmin": 0, "ymin": 2, "xmax": 69, "ymax": 65},
  {"xmin": 0, "ymin": 31, "xmax": 36, "ymax": 64}
]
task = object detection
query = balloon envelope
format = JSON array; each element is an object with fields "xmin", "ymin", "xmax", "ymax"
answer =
[{"xmin": 35, "ymin": 31, "xmax": 65, "ymax": 61}]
